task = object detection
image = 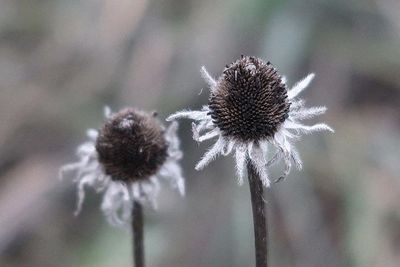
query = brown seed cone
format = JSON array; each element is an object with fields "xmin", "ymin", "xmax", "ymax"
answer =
[
  {"xmin": 96, "ymin": 108, "xmax": 168, "ymax": 183},
  {"xmin": 209, "ymin": 56, "xmax": 290, "ymax": 142}
]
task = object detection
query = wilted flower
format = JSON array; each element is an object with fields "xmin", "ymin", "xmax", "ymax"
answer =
[
  {"xmin": 167, "ymin": 56, "xmax": 333, "ymax": 187},
  {"xmin": 60, "ymin": 107, "xmax": 184, "ymax": 227}
]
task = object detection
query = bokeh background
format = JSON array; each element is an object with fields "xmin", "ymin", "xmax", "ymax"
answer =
[{"xmin": 1, "ymin": 0, "xmax": 399, "ymax": 266}]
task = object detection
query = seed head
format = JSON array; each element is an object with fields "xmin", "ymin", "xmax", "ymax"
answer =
[
  {"xmin": 167, "ymin": 56, "xmax": 333, "ymax": 186},
  {"xmin": 96, "ymin": 108, "xmax": 168, "ymax": 183},
  {"xmin": 209, "ymin": 56, "xmax": 290, "ymax": 142}
]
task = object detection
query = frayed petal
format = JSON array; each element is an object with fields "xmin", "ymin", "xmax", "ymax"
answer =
[
  {"xmin": 200, "ymin": 66, "xmax": 217, "ymax": 90},
  {"xmin": 234, "ymin": 146, "xmax": 247, "ymax": 185},
  {"xmin": 290, "ymin": 146, "xmax": 303, "ymax": 170},
  {"xmin": 248, "ymin": 143, "xmax": 271, "ymax": 187},
  {"xmin": 76, "ymin": 142, "xmax": 96, "ymax": 157},
  {"xmin": 165, "ymin": 121, "xmax": 183, "ymax": 160},
  {"xmin": 285, "ymin": 121, "xmax": 334, "ymax": 134},
  {"xmin": 195, "ymin": 136, "xmax": 226, "ymax": 170},
  {"xmin": 167, "ymin": 110, "xmax": 209, "ymax": 121},
  {"xmin": 272, "ymin": 132, "xmax": 296, "ymax": 183},
  {"xmin": 198, "ymin": 128, "xmax": 220, "ymax": 142},
  {"xmin": 75, "ymin": 173, "xmax": 97, "ymax": 216},
  {"xmin": 288, "ymin": 73, "xmax": 315, "ymax": 99},
  {"xmin": 289, "ymin": 106, "xmax": 327, "ymax": 120},
  {"xmin": 101, "ymin": 183, "xmax": 131, "ymax": 227},
  {"xmin": 222, "ymin": 140, "xmax": 235, "ymax": 156},
  {"xmin": 159, "ymin": 161, "xmax": 185, "ymax": 196}
]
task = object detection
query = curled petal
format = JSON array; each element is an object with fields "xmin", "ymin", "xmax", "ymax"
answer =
[
  {"xmin": 165, "ymin": 121, "xmax": 182, "ymax": 160},
  {"xmin": 101, "ymin": 183, "xmax": 131, "ymax": 227},
  {"xmin": 248, "ymin": 143, "xmax": 271, "ymax": 187},
  {"xmin": 290, "ymin": 146, "xmax": 303, "ymax": 170},
  {"xmin": 159, "ymin": 161, "xmax": 185, "ymax": 196},
  {"xmin": 275, "ymin": 154, "xmax": 292, "ymax": 183}
]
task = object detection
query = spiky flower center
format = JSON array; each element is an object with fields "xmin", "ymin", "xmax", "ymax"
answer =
[
  {"xmin": 96, "ymin": 108, "xmax": 168, "ymax": 183},
  {"xmin": 208, "ymin": 56, "xmax": 290, "ymax": 142}
]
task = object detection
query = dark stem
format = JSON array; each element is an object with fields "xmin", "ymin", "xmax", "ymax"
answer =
[
  {"xmin": 132, "ymin": 201, "xmax": 144, "ymax": 267},
  {"xmin": 247, "ymin": 161, "xmax": 268, "ymax": 267}
]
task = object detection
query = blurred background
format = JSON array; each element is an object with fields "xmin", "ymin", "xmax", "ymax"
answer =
[{"xmin": 0, "ymin": 0, "xmax": 399, "ymax": 266}]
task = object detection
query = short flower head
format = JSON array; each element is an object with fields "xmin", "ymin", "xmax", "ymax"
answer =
[
  {"xmin": 60, "ymin": 107, "xmax": 184, "ymax": 227},
  {"xmin": 167, "ymin": 55, "xmax": 333, "ymax": 187}
]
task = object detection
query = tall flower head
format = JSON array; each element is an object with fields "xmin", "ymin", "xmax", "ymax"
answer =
[
  {"xmin": 60, "ymin": 107, "xmax": 184, "ymax": 227},
  {"xmin": 167, "ymin": 55, "xmax": 333, "ymax": 187}
]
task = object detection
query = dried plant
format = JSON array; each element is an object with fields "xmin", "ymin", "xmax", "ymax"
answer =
[
  {"xmin": 60, "ymin": 107, "xmax": 185, "ymax": 267},
  {"xmin": 167, "ymin": 56, "xmax": 333, "ymax": 266}
]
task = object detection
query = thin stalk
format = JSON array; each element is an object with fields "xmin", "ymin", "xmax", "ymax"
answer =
[
  {"xmin": 132, "ymin": 201, "xmax": 144, "ymax": 267},
  {"xmin": 247, "ymin": 161, "xmax": 268, "ymax": 267}
]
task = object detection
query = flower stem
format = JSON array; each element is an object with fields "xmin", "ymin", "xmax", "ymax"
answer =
[
  {"xmin": 247, "ymin": 161, "xmax": 268, "ymax": 267},
  {"xmin": 132, "ymin": 201, "xmax": 144, "ymax": 267}
]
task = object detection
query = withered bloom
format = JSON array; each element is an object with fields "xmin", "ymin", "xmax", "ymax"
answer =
[
  {"xmin": 60, "ymin": 107, "xmax": 184, "ymax": 226},
  {"xmin": 167, "ymin": 56, "xmax": 333, "ymax": 186}
]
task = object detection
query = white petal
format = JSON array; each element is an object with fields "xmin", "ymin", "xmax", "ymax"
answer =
[
  {"xmin": 200, "ymin": 66, "xmax": 217, "ymax": 91},
  {"xmin": 76, "ymin": 141, "xmax": 95, "ymax": 154},
  {"xmin": 101, "ymin": 183, "xmax": 130, "ymax": 227},
  {"xmin": 281, "ymin": 76, "xmax": 287, "ymax": 85},
  {"xmin": 192, "ymin": 122, "xmax": 200, "ymax": 142},
  {"xmin": 274, "ymin": 131, "xmax": 291, "ymax": 153},
  {"xmin": 142, "ymin": 177, "xmax": 160, "ymax": 208},
  {"xmin": 272, "ymin": 131, "xmax": 298, "ymax": 182},
  {"xmin": 195, "ymin": 136, "xmax": 226, "ymax": 170},
  {"xmin": 275, "ymin": 154, "xmax": 292, "ymax": 183},
  {"xmin": 198, "ymin": 128, "xmax": 220, "ymax": 142},
  {"xmin": 290, "ymin": 146, "xmax": 303, "ymax": 170},
  {"xmin": 104, "ymin": 106, "xmax": 112, "ymax": 118},
  {"xmin": 221, "ymin": 140, "xmax": 235, "ymax": 156},
  {"xmin": 289, "ymin": 106, "xmax": 327, "ymax": 120},
  {"xmin": 167, "ymin": 109, "xmax": 209, "ymax": 121},
  {"xmin": 281, "ymin": 128, "xmax": 300, "ymax": 140},
  {"xmin": 177, "ymin": 178, "xmax": 185, "ymax": 196},
  {"xmin": 59, "ymin": 162, "xmax": 82, "ymax": 180},
  {"xmin": 86, "ymin": 129, "xmax": 98, "ymax": 140},
  {"xmin": 258, "ymin": 140, "xmax": 281, "ymax": 167},
  {"xmin": 165, "ymin": 121, "xmax": 182, "ymax": 159},
  {"xmin": 166, "ymin": 121, "xmax": 179, "ymax": 141},
  {"xmin": 288, "ymin": 73, "xmax": 315, "ymax": 99},
  {"xmin": 290, "ymin": 99, "xmax": 305, "ymax": 110},
  {"xmin": 74, "ymin": 173, "xmax": 97, "ymax": 216},
  {"xmin": 234, "ymin": 146, "xmax": 247, "ymax": 185},
  {"xmin": 266, "ymin": 151, "xmax": 280, "ymax": 167},
  {"xmin": 159, "ymin": 161, "xmax": 185, "ymax": 196},
  {"xmin": 131, "ymin": 183, "xmax": 141, "ymax": 200},
  {"xmin": 248, "ymin": 143, "xmax": 271, "ymax": 187},
  {"xmin": 285, "ymin": 121, "xmax": 334, "ymax": 134}
]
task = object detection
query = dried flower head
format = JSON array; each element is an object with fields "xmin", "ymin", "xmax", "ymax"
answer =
[
  {"xmin": 209, "ymin": 56, "xmax": 290, "ymax": 142},
  {"xmin": 167, "ymin": 55, "xmax": 333, "ymax": 187},
  {"xmin": 96, "ymin": 108, "xmax": 168, "ymax": 183},
  {"xmin": 60, "ymin": 107, "xmax": 184, "ymax": 227}
]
